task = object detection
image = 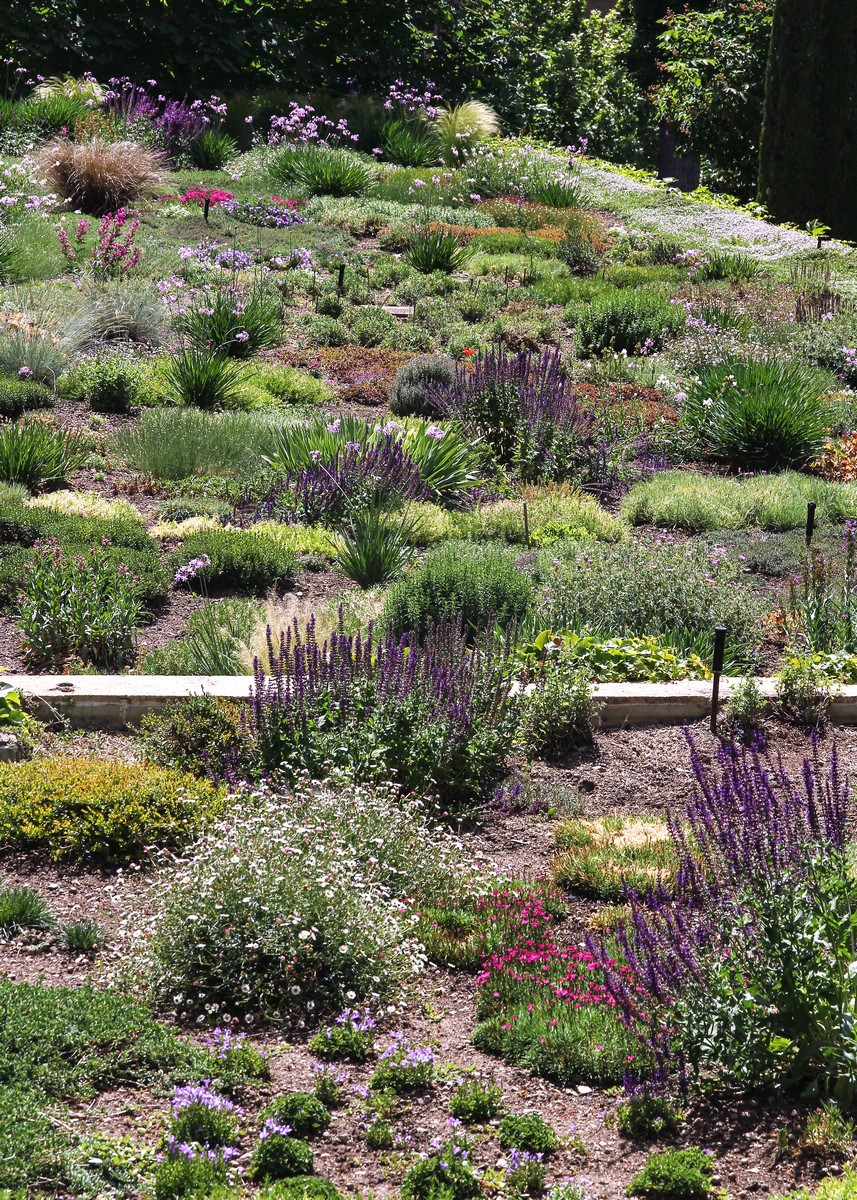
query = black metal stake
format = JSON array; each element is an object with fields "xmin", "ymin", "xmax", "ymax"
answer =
[
  {"xmin": 337, "ymin": 263, "xmax": 345, "ymax": 294},
  {"xmin": 710, "ymin": 625, "xmax": 727, "ymax": 734},
  {"xmin": 806, "ymin": 501, "xmax": 817, "ymax": 546}
]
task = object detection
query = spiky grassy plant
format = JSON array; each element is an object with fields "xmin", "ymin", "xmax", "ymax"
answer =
[
  {"xmin": 0, "ymin": 421, "xmax": 89, "ymax": 490},
  {"xmin": 0, "ymin": 886, "xmax": 54, "ymax": 939},
  {"xmin": 32, "ymin": 138, "xmax": 161, "ymax": 215},
  {"xmin": 332, "ymin": 505, "xmax": 420, "ymax": 588},
  {"xmin": 433, "ymin": 101, "xmax": 500, "ymax": 165}
]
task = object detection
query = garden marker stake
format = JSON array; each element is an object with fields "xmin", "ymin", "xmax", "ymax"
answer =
[
  {"xmin": 523, "ymin": 502, "xmax": 530, "ymax": 548},
  {"xmin": 337, "ymin": 263, "xmax": 346, "ymax": 294},
  {"xmin": 710, "ymin": 625, "xmax": 727, "ymax": 733},
  {"xmin": 806, "ymin": 501, "xmax": 817, "ymax": 546}
]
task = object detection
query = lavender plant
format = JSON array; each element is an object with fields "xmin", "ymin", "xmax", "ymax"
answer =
[
  {"xmin": 250, "ymin": 617, "xmax": 515, "ymax": 804},
  {"xmin": 589, "ymin": 730, "xmax": 857, "ymax": 1097},
  {"xmin": 428, "ymin": 346, "xmax": 595, "ymax": 483}
]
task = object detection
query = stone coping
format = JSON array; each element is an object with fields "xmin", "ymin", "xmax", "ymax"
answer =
[{"xmin": 7, "ymin": 674, "xmax": 857, "ymax": 731}]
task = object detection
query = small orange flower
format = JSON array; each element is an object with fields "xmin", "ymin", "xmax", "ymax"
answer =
[{"xmin": 462, "ymin": 347, "xmax": 475, "ymax": 357}]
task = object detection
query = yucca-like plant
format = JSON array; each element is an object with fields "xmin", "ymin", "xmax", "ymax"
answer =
[
  {"xmin": 404, "ymin": 228, "xmax": 473, "ymax": 275},
  {"xmin": 433, "ymin": 101, "xmax": 500, "ymax": 166},
  {"xmin": 380, "ymin": 118, "xmax": 439, "ymax": 167},
  {"xmin": 188, "ymin": 128, "xmax": 238, "ymax": 170},
  {"xmin": 332, "ymin": 505, "xmax": 420, "ymax": 588},
  {"xmin": 269, "ymin": 145, "xmax": 375, "ymax": 197},
  {"xmin": 682, "ymin": 357, "xmax": 836, "ymax": 469},
  {"xmin": 0, "ymin": 421, "xmax": 89, "ymax": 490},
  {"xmin": 162, "ymin": 347, "xmax": 242, "ymax": 410},
  {"xmin": 402, "ymin": 422, "xmax": 485, "ymax": 505}
]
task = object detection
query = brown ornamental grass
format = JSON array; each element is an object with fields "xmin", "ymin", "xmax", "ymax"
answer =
[{"xmin": 32, "ymin": 138, "xmax": 162, "ymax": 215}]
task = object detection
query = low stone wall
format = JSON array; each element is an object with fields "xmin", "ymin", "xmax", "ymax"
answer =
[{"xmin": 8, "ymin": 674, "xmax": 857, "ymax": 731}]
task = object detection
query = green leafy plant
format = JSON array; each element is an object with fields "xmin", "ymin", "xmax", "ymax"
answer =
[
  {"xmin": 401, "ymin": 1132, "xmax": 481, "ymax": 1200},
  {"xmin": 364, "ymin": 1115, "xmax": 395, "ymax": 1149},
  {"xmin": 681, "ymin": 357, "xmax": 835, "ymax": 469},
  {"xmin": 140, "ymin": 695, "xmax": 249, "ymax": 778},
  {"xmin": 616, "ymin": 1095, "xmax": 683, "ymax": 1141},
  {"xmin": 449, "ymin": 1076, "xmax": 504, "ymax": 1123},
  {"xmin": 309, "ymin": 1013, "xmax": 376, "ymax": 1063},
  {"xmin": 172, "ymin": 528, "xmax": 297, "ymax": 594},
  {"xmin": 498, "ymin": 1113, "xmax": 558, "ymax": 1155},
  {"xmin": 517, "ymin": 656, "xmax": 598, "ymax": 755},
  {"xmin": 0, "ymin": 683, "xmax": 24, "ymax": 729},
  {"xmin": 567, "ymin": 290, "xmax": 685, "ymax": 356},
  {"xmin": 188, "ymin": 128, "xmax": 237, "ymax": 170},
  {"xmin": 62, "ymin": 350, "xmax": 143, "ymax": 413},
  {"xmin": 0, "ymin": 375, "xmax": 54, "ymax": 418},
  {"xmin": 370, "ymin": 1037, "xmax": 436, "ymax": 1093},
  {"xmin": 115, "ymin": 408, "xmax": 276, "ymax": 480},
  {"xmin": 627, "ymin": 1148, "xmax": 715, "ymax": 1200},
  {"xmin": 262, "ymin": 1095, "xmax": 331, "ymax": 1140},
  {"xmin": 0, "ymin": 421, "xmax": 89, "ymax": 490}
]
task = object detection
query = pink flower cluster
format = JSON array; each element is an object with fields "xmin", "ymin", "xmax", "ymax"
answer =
[
  {"xmin": 268, "ymin": 103, "xmax": 357, "ymax": 147},
  {"xmin": 181, "ymin": 187, "xmax": 234, "ymax": 207}
]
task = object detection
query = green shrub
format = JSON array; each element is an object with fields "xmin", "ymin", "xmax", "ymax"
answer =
[
  {"xmin": 188, "ymin": 128, "xmax": 237, "ymax": 170},
  {"xmin": 0, "ymin": 1082, "xmax": 64, "ymax": 1190},
  {"xmin": 269, "ymin": 145, "xmax": 375, "ymax": 197},
  {"xmin": 566, "ymin": 291, "xmax": 684, "ymax": 356},
  {"xmin": 616, "ymin": 1096, "xmax": 683, "ymax": 1141},
  {"xmin": 627, "ymin": 1148, "xmax": 715, "ymax": 1200},
  {"xmin": 0, "ymin": 757, "xmax": 223, "ymax": 863},
  {"xmin": 0, "ymin": 421, "xmax": 89, "ymax": 490},
  {"xmin": 498, "ymin": 1112, "xmax": 558, "ymax": 1155},
  {"xmin": 299, "ymin": 315, "xmax": 349, "ymax": 347},
  {"xmin": 681, "ymin": 357, "xmax": 836, "ymax": 469},
  {"xmin": 383, "ymin": 541, "xmax": 532, "ymax": 638},
  {"xmin": 261, "ymin": 1178, "xmax": 344, "ymax": 1200},
  {"xmin": 0, "ymin": 375, "xmax": 54, "ymax": 418},
  {"xmin": 558, "ymin": 231, "xmax": 600, "ymax": 276},
  {"xmin": 250, "ymin": 1130, "xmax": 313, "ymax": 1181},
  {"xmin": 622, "ymin": 470, "xmax": 857, "ymax": 532},
  {"xmin": 347, "ymin": 306, "xmax": 399, "ymax": 347},
  {"xmin": 370, "ymin": 1037, "xmax": 436, "ymax": 1093},
  {"xmin": 389, "ymin": 354, "xmax": 456, "ymax": 417},
  {"xmin": 115, "ymin": 407, "xmax": 276, "ymax": 480},
  {"xmin": 172, "ymin": 528, "xmax": 296, "ymax": 593},
  {"xmin": 60, "ymin": 351, "xmax": 143, "ymax": 412},
  {"xmin": 116, "ymin": 781, "xmax": 456, "ymax": 1019},
  {"xmin": 153, "ymin": 1154, "xmax": 230, "ymax": 1200},
  {"xmin": 401, "ymin": 1135, "xmax": 481, "ymax": 1200},
  {"xmin": 536, "ymin": 539, "xmax": 764, "ymax": 670},
  {"xmin": 262, "ymin": 1095, "xmax": 330, "ymax": 1140},
  {"xmin": 517, "ymin": 658, "xmax": 597, "ymax": 755},
  {"xmin": 141, "ymin": 695, "xmax": 248, "ymax": 777},
  {"xmin": 449, "ymin": 1077, "xmax": 504, "ymax": 1123}
]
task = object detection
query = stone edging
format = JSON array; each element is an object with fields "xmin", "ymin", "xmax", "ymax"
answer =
[{"xmin": 7, "ymin": 674, "xmax": 857, "ymax": 731}]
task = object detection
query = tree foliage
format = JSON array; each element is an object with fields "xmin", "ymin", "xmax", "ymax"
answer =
[
  {"xmin": 758, "ymin": 0, "xmax": 857, "ymax": 239},
  {"xmin": 653, "ymin": 0, "xmax": 774, "ymax": 197}
]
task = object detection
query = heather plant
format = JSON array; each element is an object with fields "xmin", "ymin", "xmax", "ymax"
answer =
[
  {"xmin": 429, "ymin": 345, "xmax": 595, "ymax": 482},
  {"xmin": 171, "ymin": 529, "xmax": 297, "ymax": 594},
  {"xmin": 115, "ymin": 408, "xmax": 277, "ymax": 480},
  {"xmin": 681, "ymin": 358, "xmax": 835, "ymax": 469},
  {"xmin": 382, "ymin": 542, "xmax": 532, "ymax": 639},
  {"xmin": 117, "ymin": 776, "xmax": 475, "ymax": 1018},
  {"xmin": 18, "ymin": 540, "xmax": 142, "ymax": 668},
  {"xmin": 251, "ymin": 618, "xmax": 515, "ymax": 804},
  {"xmin": 0, "ymin": 375, "xmax": 54, "ymax": 418},
  {"xmin": 622, "ymin": 471, "xmax": 857, "ymax": 533},
  {"xmin": 0, "ymin": 421, "xmax": 88, "ymax": 490},
  {"xmin": 590, "ymin": 731, "xmax": 857, "ymax": 1095},
  {"xmin": 308, "ymin": 1008, "xmax": 376, "ymax": 1063}
]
